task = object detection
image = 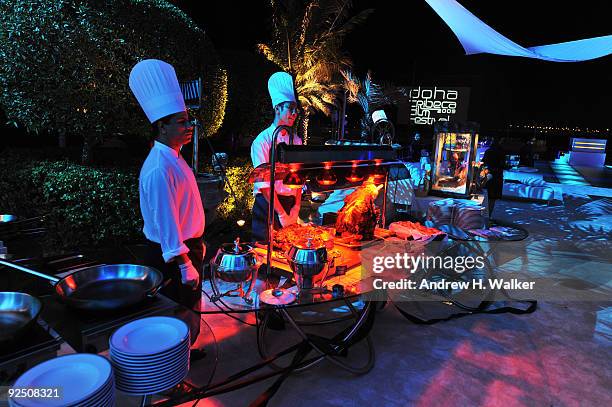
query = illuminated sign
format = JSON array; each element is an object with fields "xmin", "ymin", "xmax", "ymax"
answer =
[
  {"xmin": 397, "ymin": 86, "xmax": 470, "ymax": 126},
  {"xmin": 571, "ymin": 138, "xmax": 607, "ymax": 152}
]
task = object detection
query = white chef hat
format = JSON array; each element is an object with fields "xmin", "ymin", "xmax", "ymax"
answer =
[
  {"xmin": 129, "ymin": 59, "xmax": 186, "ymax": 123},
  {"xmin": 372, "ymin": 110, "xmax": 387, "ymax": 123},
  {"xmin": 268, "ymin": 72, "xmax": 296, "ymax": 108}
]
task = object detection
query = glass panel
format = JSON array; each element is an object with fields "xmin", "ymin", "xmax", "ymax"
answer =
[{"xmin": 431, "ymin": 132, "xmax": 473, "ymax": 195}]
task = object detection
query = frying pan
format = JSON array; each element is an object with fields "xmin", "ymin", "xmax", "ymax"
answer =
[
  {"xmin": 0, "ymin": 260, "xmax": 165, "ymax": 312},
  {"xmin": 0, "ymin": 292, "xmax": 42, "ymax": 343}
]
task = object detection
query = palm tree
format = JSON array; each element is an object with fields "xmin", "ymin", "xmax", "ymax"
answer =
[
  {"xmin": 257, "ymin": 0, "xmax": 372, "ymax": 143},
  {"xmin": 341, "ymin": 69, "xmax": 401, "ymax": 140}
]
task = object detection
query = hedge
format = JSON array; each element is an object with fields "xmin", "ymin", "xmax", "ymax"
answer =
[
  {"xmin": 0, "ymin": 150, "xmax": 142, "ymax": 249},
  {"xmin": 0, "ymin": 150, "xmax": 254, "ymax": 251}
]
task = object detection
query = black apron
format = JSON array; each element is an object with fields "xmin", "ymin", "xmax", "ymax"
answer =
[
  {"xmin": 143, "ymin": 236, "xmax": 204, "ymax": 344},
  {"xmin": 252, "ymin": 193, "xmax": 296, "ymax": 242}
]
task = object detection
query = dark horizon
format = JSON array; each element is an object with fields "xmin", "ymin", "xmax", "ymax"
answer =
[{"xmin": 174, "ymin": 0, "xmax": 612, "ymax": 130}]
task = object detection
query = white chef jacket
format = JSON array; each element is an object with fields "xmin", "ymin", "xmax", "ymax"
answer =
[
  {"xmin": 139, "ymin": 141, "xmax": 205, "ymax": 263},
  {"xmin": 251, "ymin": 124, "xmax": 302, "ymax": 196}
]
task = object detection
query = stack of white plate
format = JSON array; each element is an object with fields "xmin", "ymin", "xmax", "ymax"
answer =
[
  {"xmin": 9, "ymin": 354, "xmax": 114, "ymax": 407},
  {"xmin": 109, "ymin": 316, "xmax": 190, "ymax": 396}
]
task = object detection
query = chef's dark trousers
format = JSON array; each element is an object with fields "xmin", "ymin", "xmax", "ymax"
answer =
[
  {"xmin": 143, "ymin": 236, "xmax": 203, "ymax": 344},
  {"xmin": 485, "ymin": 170, "xmax": 504, "ymax": 217},
  {"xmin": 252, "ymin": 193, "xmax": 296, "ymax": 242}
]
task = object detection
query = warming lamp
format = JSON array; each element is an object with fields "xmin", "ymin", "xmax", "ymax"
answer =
[
  {"xmin": 345, "ymin": 170, "xmax": 364, "ymax": 183},
  {"xmin": 283, "ymin": 168, "xmax": 305, "ymax": 189},
  {"xmin": 370, "ymin": 164, "xmax": 386, "ymax": 182},
  {"xmin": 316, "ymin": 169, "xmax": 337, "ymax": 186},
  {"xmin": 345, "ymin": 162, "xmax": 364, "ymax": 182}
]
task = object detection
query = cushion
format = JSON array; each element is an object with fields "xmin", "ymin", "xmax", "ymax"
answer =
[
  {"xmin": 575, "ymin": 198, "xmax": 612, "ymax": 218},
  {"xmin": 426, "ymin": 199, "xmax": 455, "ymax": 225},
  {"xmin": 453, "ymin": 205, "xmax": 487, "ymax": 230},
  {"xmin": 522, "ymin": 177, "xmax": 546, "ymax": 187},
  {"xmin": 503, "ymin": 183, "xmax": 554, "ymax": 201}
]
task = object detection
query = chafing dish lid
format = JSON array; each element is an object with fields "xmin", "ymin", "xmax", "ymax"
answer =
[{"xmin": 219, "ymin": 238, "xmax": 252, "ymax": 255}]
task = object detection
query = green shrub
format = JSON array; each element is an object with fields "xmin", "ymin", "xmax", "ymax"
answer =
[
  {"xmin": 0, "ymin": 151, "xmax": 142, "ymax": 249},
  {"xmin": 216, "ymin": 157, "xmax": 255, "ymax": 224},
  {"xmin": 0, "ymin": 0, "xmax": 227, "ymax": 162},
  {"xmin": 0, "ymin": 150, "xmax": 255, "ymax": 250}
]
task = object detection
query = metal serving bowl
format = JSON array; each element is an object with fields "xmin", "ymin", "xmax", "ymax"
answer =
[
  {"xmin": 212, "ymin": 238, "xmax": 259, "ymax": 283},
  {"xmin": 0, "ymin": 292, "xmax": 42, "ymax": 343},
  {"xmin": 286, "ymin": 237, "xmax": 328, "ymax": 290}
]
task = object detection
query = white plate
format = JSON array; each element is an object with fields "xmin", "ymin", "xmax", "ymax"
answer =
[
  {"xmin": 111, "ymin": 349, "xmax": 188, "ymax": 372},
  {"xmin": 79, "ymin": 380, "xmax": 114, "ymax": 407},
  {"xmin": 110, "ymin": 317, "xmax": 189, "ymax": 356},
  {"xmin": 109, "ymin": 336, "xmax": 189, "ymax": 360},
  {"xmin": 116, "ymin": 368, "xmax": 189, "ymax": 396},
  {"xmin": 116, "ymin": 366, "xmax": 188, "ymax": 392},
  {"xmin": 112, "ymin": 353, "xmax": 188, "ymax": 375},
  {"xmin": 10, "ymin": 354, "xmax": 112, "ymax": 407},
  {"xmin": 113, "ymin": 359, "xmax": 188, "ymax": 381},
  {"xmin": 16, "ymin": 366, "xmax": 113, "ymax": 407},
  {"xmin": 110, "ymin": 342, "xmax": 188, "ymax": 361},
  {"xmin": 83, "ymin": 386, "xmax": 114, "ymax": 407},
  {"xmin": 110, "ymin": 340, "xmax": 189, "ymax": 362},
  {"xmin": 86, "ymin": 387, "xmax": 115, "ymax": 407},
  {"xmin": 115, "ymin": 362, "xmax": 189, "ymax": 385}
]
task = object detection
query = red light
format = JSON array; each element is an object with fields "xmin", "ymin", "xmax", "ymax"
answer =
[
  {"xmin": 346, "ymin": 169, "xmax": 363, "ymax": 182},
  {"xmin": 317, "ymin": 169, "xmax": 337, "ymax": 186},
  {"xmin": 283, "ymin": 171, "xmax": 305, "ymax": 189}
]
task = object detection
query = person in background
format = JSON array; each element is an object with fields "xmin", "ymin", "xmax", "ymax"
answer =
[
  {"xmin": 519, "ymin": 139, "xmax": 535, "ymax": 167},
  {"xmin": 129, "ymin": 59, "xmax": 205, "ymax": 345},
  {"xmin": 251, "ymin": 72, "xmax": 302, "ymax": 241},
  {"xmin": 482, "ymin": 137, "xmax": 506, "ymax": 218}
]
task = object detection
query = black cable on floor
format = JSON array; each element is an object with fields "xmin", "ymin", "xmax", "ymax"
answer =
[{"xmin": 190, "ymin": 317, "xmax": 219, "ymax": 407}]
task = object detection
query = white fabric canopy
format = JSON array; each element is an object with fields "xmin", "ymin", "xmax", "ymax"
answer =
[{"xmin": 425, "ymin": 0, "xmax": 612, "ymax": 62}]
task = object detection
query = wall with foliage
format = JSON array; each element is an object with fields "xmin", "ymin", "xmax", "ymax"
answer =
[
  {"xmin": 0, "ymin": 150, "xmax": 253, "ymax": 250},
  {"xmin": 0, "ymin": 0, "xmax": 227, "ymax": 161},
  {"xmin": 0, "ymin": 150, "xmax": 142, "ymax": 249}
]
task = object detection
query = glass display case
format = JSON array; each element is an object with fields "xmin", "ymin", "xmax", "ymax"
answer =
[{"xmin": 430, "ymin": 122, "xmax": 479, "ymax": 198}]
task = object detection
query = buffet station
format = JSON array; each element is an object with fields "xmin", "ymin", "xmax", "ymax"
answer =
[
  {"xmin": 212, "ymin": 143, "xmax": 418, "ymax": 304},
  {"xmin": 0, "ymin": 134, "xmax": 532, "ymax": 407},
  {"xmin": 204, "ymin": 144, "xmax": 412, "ymax": 380}
]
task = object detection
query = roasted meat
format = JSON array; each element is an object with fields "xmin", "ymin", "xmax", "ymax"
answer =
[
  {"xmin": 273, "ymin": 224, "xmax": 333, "ymax": 253},
  {"xmin": 335, "ymin": 184, "xmax": 381, "ymax": 240}
]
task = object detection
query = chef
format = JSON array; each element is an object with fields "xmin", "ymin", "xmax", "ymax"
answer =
[
  {"xmin": 251, "ymin": 72, "xmax": 302, "ymax": 241},
  {"xmin": 129, "ymin": 59, "xmax": 205, "ymax": 314}
]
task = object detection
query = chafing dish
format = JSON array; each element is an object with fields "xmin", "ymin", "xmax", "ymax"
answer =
[
  {"xmin": 286, "ymin": 237, "xmax": 329, "ymax": 291},
  {"xmin": 212, "ymin": 238, "xmax": 259, "ymax": 283}
]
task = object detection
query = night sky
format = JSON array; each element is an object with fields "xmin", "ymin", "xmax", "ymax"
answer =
[{"xmin": 175, "ymin": 0, "xmax": 611, "ymax": 130}]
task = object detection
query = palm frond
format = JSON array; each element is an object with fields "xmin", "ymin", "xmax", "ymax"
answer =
[
  {"xmin": 259, "ymin": 0, "xmax": 371, "ymax": 127},
  {"xmin": 297, "ymin": 1, "xmax": 318, "ymax": 56},
  {"xmin": 256, "ymin": 43, "xmax": 287, "ymax": 70},
  {"xmin": 334, "ymin": 9, "xmax": 374, "ymax": 39}
]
